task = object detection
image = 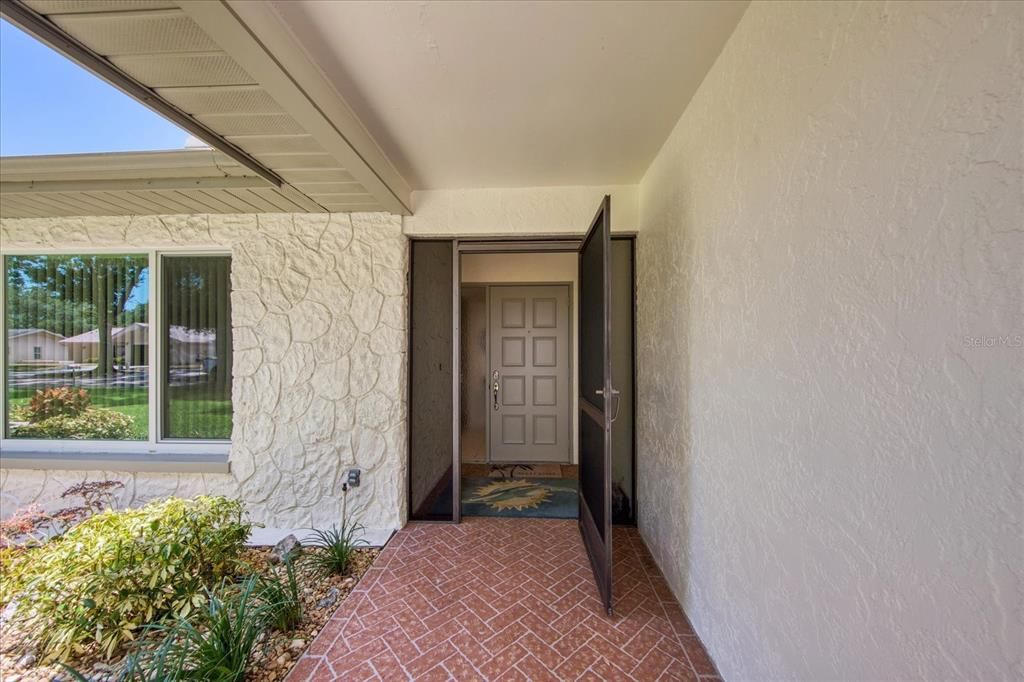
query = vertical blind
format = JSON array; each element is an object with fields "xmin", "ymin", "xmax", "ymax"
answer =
[
  {"xmin": 161, "ymin": 255, "xmax": 232, "ymax": 440},
  {"xmin": 4, "ymin": 254, "xmax": 150, "ymax": 440}
]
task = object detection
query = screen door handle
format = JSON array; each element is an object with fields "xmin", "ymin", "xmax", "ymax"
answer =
[
  {"xmin": 595, "ymin": 387, "xmax": 622, "ymax": 422},
  {"xmin": 492, "ymin": 370, "xmax": 500, "ymax": 411}
]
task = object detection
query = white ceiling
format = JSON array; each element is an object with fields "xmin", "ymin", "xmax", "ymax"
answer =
[{"xmin": 273, "ymin": 0, "xmax": 748, "ymax": 191}]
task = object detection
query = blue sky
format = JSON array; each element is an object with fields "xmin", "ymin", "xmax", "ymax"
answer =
[{"xmin": 0, "ymin": 19, "xmax": 188, "ymax": 156}]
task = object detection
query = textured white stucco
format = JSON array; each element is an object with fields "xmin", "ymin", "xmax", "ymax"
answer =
[
  {"xmin": 0, "ymin": 212, "xmax": 408, "ymax": 532},
  {"xmin": 405, "ymin": 185, "xmax": 638, "ymax": 235},
  {"xmin": 635, "ymin": 1, "xmax": 1022, "ymax": 679}
]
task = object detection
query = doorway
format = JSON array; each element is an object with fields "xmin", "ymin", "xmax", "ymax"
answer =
[
  {"xmin": 408, "ymin": 224, "xmax": 637, "ymax": 610},
  {"xmin": 459, "ymin": 252, "xmax": 579, "ymax": 520},
  {"xmin": 462, "ymin": 283, "xmax": 575, "ymax": 465}
]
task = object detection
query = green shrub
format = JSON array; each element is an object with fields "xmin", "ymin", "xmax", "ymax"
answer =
[
  {"xmin": 4, "ymin": 496, "xmax": 252, "ymax": 662},
  {"xmin": 304, "ymin": 520, "xmax": 366, "ymax": 577},
  {"xmin": 27, "ymin": 387, "xmax": 90, "ymax": 422},
  {"xmin": 256, "ymin": 556, "xmax": 303, "ymax": 632},
  {"xmin": 119, "ymin": 577, "xmax": 268, "ymax": 682},
  {"xmin": 11, "ymin": 408, "xmax": 135, "ymax": 440}
]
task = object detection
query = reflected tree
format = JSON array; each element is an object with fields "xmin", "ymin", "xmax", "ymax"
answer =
[
  {"xmin": 161, "ymin": 256, "xmax": 232, "ymax": 399},
  {"xmin": 5, "ymin": 255, "xmax": 148, "ymax": 377}
]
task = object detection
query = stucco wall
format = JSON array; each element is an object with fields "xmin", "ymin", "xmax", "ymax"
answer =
[
  {"xmin": 405, "ymin": 185, "xmax": 639, "ymax": 235},
  {"xmin": 636, "ymin": 1, "xmax": 1022, "ymax": 680},
  {"xmin": 0, "ymin": 212, "xmax": 408, "ymax": 532}
]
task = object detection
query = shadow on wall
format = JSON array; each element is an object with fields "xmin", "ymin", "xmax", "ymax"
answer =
[{"xmin": 635, "ymin": 224, "xmax": 696, "ymax": 607}]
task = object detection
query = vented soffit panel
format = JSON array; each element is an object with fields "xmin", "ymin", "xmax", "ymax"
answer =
[
  {"xmin": 0, "ymin": 0, "xmax": 412, "ymax": 217},
  {"xmin": 0, "ymin": 149, "xmax": 378, "ymax": 218}
]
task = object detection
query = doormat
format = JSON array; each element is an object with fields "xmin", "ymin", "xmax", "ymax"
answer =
[
  {"xmin": 488, "ymin": 463, "xmax": 563, "ymax": 478},
  {"xmin": 461, "ymin": 477, "xmax": 578, "ymax": 519}
]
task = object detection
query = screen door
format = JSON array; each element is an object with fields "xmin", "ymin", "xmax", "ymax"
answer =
[{"xmin": 578, "ymin": 196, "xmax": 616, "ymax": 613}]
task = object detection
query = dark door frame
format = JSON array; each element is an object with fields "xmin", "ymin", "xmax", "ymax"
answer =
[{"xmin": 407, "ymin": 234, "xmax": 638, "ymax": 526}]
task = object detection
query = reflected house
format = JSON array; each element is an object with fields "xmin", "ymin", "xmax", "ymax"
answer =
[
  {"xmin": 7, "ymin": 328, "xmax": 68, "ymax": 363},
  {"xmin": 59, "ymin": 323, "xmax": 216, "ymax": 369}
]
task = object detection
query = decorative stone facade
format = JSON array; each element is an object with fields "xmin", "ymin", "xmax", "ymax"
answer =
[{"xmin": 0, "ymin": 212, "xmax": 408, "ymax": 531}]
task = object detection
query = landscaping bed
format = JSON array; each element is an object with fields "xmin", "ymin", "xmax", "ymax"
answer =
[
  {"xmin": 0, "ymin": 546, "xmax": 378, "ymax": 682},
  {"xmin": 0, "ymin": 483, "xmax": 378, "ymax": 681},
  {"xmin": 246, "ymin": 546, "xmax": 378, "ymax": 682}
]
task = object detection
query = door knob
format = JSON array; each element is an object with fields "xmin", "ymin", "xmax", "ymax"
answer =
[{"xmin": 492, "ymin": 370, "xmax": 500, "ymax": 411}]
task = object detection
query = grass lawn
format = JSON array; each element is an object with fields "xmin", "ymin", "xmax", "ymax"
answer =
[
  {"xmin": 166, "ymin": 386, "xmax": 233, "ymax": 440},
  {"xmin": 8, "ymin": 385, "xmax": 231, "ymax": 440}
]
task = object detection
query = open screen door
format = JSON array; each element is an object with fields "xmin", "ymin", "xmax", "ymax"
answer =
[{"xmin": 578, "ymin": 196, "xmax": 616, "ymax": 614}]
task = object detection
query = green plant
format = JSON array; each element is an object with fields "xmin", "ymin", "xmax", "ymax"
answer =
[
  {"xmin": 304, "ymin": 520, "xmax": 366, "ymax": 577},
  {"xmin": 256, "ymin": 556, "xmax": 303, "ymax": 632},
  {"xmin": 4, "ymin": 496, "xmax": 252, "ymax": 662},
  {"xmin": 27, "ymin": 386, "xmax": 90, "ymax": 422},
  {"xmin": 10, "ymin": 408, "xmax": 135, "ymax": 440},
  {"xmin": 118, "ymin": 577, "xmax": 268, "ymax": 682}
]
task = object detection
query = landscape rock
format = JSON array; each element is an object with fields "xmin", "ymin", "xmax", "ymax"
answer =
[
  {"xmin": 316, "ymin": 587, "xmax": 340, "ymax": 610},
  {"xmin": 269, "ymin": 534, "xmax": 301, "ymax": 564},
  {"xmin": 1, "ymin": 599, "xmax": 18, "ymax": 624}
]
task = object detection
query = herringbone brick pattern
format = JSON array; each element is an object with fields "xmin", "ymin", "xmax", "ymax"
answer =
[{"xmin": 287, "ymin": 518, "xmax": 720, "ymax": 681}]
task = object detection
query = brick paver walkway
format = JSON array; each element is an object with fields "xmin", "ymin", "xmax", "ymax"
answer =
[{"xmin": 287, "ymin": 518, "xmax": 720, "ymax": 681}]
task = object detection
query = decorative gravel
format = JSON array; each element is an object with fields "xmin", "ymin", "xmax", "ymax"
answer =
[{"xmin": 0, "ymin": 545, "xmax": 380, "ymax": 682}]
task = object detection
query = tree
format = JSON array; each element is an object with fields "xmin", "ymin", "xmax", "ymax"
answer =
[{"xmin": 6, "ymin": 255, "xmax": 148, "ymax": 376}]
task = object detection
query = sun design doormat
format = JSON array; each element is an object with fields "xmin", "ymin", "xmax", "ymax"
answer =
[{"xmin": 461, "ymin": 477, "xmax": 578, "ymax": 519}]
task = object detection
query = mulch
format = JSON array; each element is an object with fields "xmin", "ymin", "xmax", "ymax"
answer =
[{"xmin": 0, "ymin": 545, "xmax": 381, "ymax": 682}]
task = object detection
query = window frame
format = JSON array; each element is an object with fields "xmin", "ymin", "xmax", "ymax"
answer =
[{"xmin": 0, "ymin": 247, "xmax": 231, "ymax": 462}]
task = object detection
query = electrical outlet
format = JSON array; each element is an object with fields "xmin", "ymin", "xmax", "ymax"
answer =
[{"xmin": 347, "ymin": 469, "xmax": 361, "ymax": 487}]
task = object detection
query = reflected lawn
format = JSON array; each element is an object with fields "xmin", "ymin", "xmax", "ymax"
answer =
[
  {"xmin": 166, "ymin": 385, "xmax": 233, "ymax": 440},
  {"xmin": 8, "ymin": 385, "xmax": 232, "ymax": 440},
  {"xmin": 8, "ymin": 386, "xmax": 149, "ymax": 439}
]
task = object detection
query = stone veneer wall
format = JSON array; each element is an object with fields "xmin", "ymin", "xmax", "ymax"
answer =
[
  {"xmin": 0, "ymin": 212, "xmax": 408, "ymax": 531},
  {"xmin": 635, "ymin": 2, "xmax": 1021, "ymax": 680}
]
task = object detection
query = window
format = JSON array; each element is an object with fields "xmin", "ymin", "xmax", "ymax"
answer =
[
  {"xmin": 161, "ymin": 256, "xmax": 232, "ymax": 440},
  {"xmin": 3, "ymin": 252, "xmax": 232, "ymax": 448}
]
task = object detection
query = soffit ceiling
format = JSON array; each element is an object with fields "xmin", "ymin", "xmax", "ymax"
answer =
[
  {"xmin": 2, "ymin": 0, "xmax": 411, "ymax": 216},
  {"xmin": 0, "ymin": 149, "xmax": 319, "ymax": 218},
  {"xmin": 272, "ymin": 0, "xmax": 750, "ymax": 190}
]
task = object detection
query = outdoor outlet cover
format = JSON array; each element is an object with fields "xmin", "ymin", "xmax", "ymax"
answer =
[{"xmin": 347, "ymin": 469, "xmax": 361, "ymax": 487}]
